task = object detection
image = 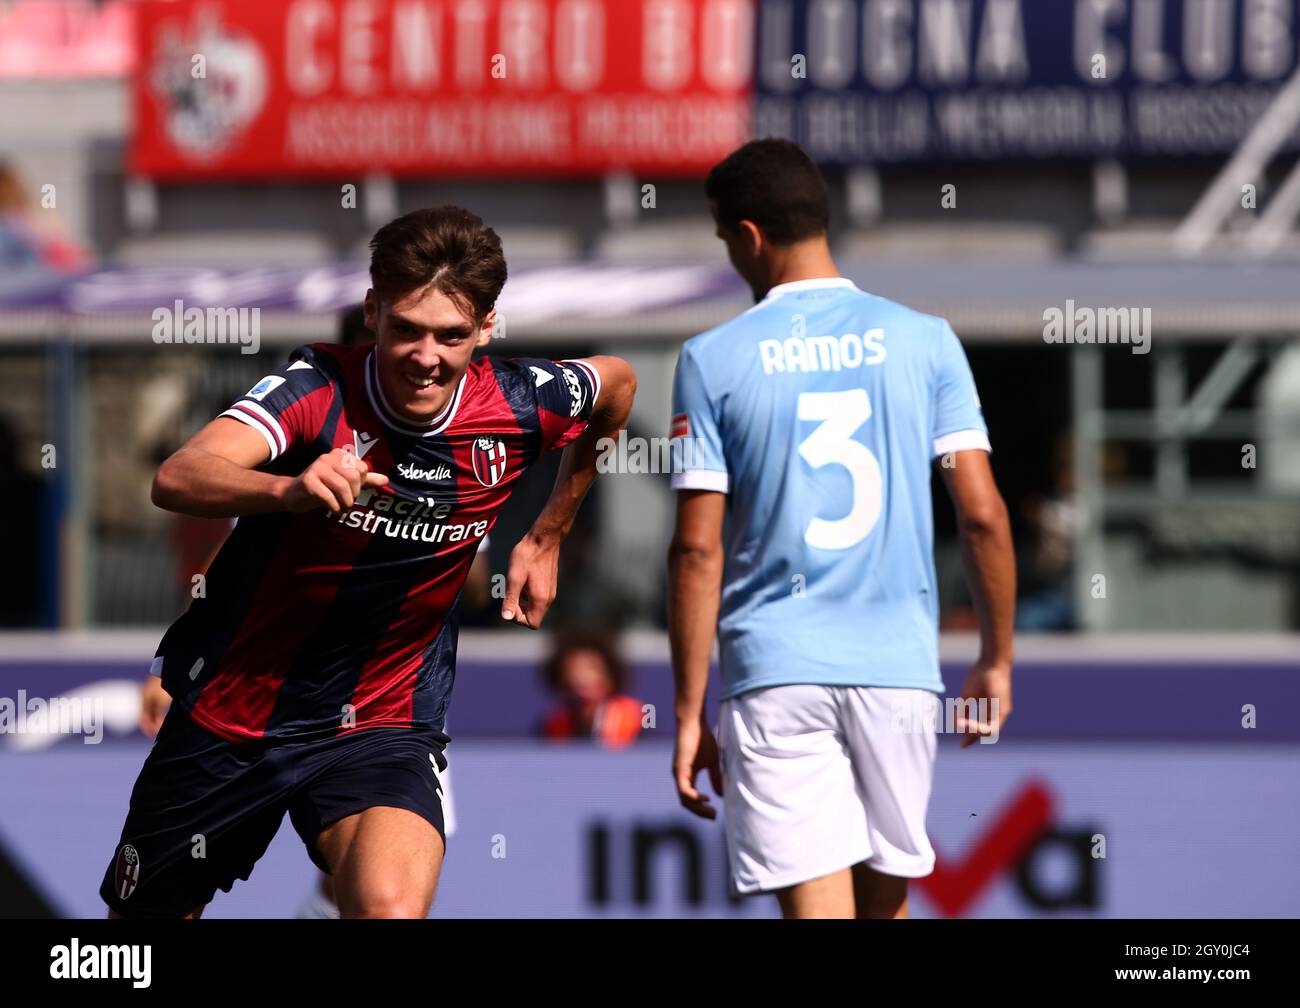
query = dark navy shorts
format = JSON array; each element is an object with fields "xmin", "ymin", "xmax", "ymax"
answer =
[{"xmin": 100, "ymin": 704, "xmax": 449, "ymax": 918}]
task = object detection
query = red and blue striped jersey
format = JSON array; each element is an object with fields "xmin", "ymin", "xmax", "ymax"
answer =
[{"xmin": 153, "ymin": 342, "xmax": 600, "ymax": 743}]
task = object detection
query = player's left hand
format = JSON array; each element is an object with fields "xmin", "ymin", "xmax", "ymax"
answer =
[
  {"xmin": 500, "ymin": 534, "xmax": 560, "ymax": 628},
  {"xmin": 674, "ymin": 717, "xmax": 723, "ymax": 819},
  {"xmin": 954, "ymin": 659, "xmax": 1013, "ymax": 748}
]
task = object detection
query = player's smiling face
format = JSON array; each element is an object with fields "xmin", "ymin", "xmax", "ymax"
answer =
[{"xmin": 365, "ymin": 285, "xmax": 494, "ymax": 423}]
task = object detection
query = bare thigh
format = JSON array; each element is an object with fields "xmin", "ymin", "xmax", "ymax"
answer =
[
  {"xmin": 775, "ymin": 867, "xmax": 856, "ymax": 919},
  {"xmin": 315, "ymin": 806, "xmax": 444, "ymax": 919},
  {"xmin": 851, "ymin": 862, "xmax": 909, "ymax": 919}
]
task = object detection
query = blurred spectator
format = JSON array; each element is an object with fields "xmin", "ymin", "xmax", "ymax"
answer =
[
  {"xmin": 0, "ymin": 161, "xmax": 89, "ymax": 272},
  {"xmin": 0, "ymin": 412, "xmax": 42, "ymax": 627},
  {"xmin": 540, "ymin": 629, "xmax": 643, "ymax": 748},
  {"xmin": 1015, "ymin": 436, "xmax": 1077, "ymax": 631},
  {"xmin": 1015, "ymin": 435, "xmax": 1128, "ymax": 630}
]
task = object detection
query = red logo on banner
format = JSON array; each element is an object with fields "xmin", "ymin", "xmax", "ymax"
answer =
[{"xmin": 915, "ymin": 780, "xmax": 1055, "ymax": 918}]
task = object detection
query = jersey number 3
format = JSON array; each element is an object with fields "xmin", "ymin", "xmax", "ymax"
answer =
[{"xmin": 797, "ymin": 389, "xmax": 883, "ymax": 550}]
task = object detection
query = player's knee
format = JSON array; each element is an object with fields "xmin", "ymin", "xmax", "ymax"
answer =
[
  {"xmin": 855, "ymin": 883, "xmax": 908, "ymax": 920},
  {"xmin": 856, "ymin": 894, "xmax": 907, "ymax": 920},
  {"xmin": 346, "ymin": 881, "xmax": 429, "ymax": 919},
  {"xmin": 852, "ymin": 867, "xmax": 908, "ymax": 920}
]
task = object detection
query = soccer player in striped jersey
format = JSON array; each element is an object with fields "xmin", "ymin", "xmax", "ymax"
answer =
[
  {"xmin": 668, "ymin": 140, "xmax": 1016, "ymax": 919},
  {"xmin": 101, "ymin": 206, "xmax": 635, "ymax": 918}
]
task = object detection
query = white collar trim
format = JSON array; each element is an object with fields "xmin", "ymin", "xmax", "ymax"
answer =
[{"xmin": 757, "ymin": 276, "xmax": 857, "ymax": 306}]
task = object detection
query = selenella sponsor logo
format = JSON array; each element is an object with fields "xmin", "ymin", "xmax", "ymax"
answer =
[{"xmin": 397, "ymin": 461, "xmax": 452, "ymax": 482}]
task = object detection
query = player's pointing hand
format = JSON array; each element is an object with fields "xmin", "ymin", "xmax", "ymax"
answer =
[
  {"xmin": 500, "ymin": 533, "xmax": 560, "ymax": 629},
  {"xmin": 283, "ymin": 447, "xmax": 388, "ymax": 514}
]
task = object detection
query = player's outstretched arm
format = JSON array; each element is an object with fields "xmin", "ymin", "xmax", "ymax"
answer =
[
  {"xmin": 500, "ymin": 355, "xmax": 636, "ymax": 628},
  {"xmin": 939, "ymin": 449, "xmax": 1016, "ymax": 747},
  {"xmin": 152, "ymin": 417, "xmax": 387, "ymax": 518}
]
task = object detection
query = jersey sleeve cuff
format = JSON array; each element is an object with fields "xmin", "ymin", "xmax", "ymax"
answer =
[
  {"xmin": 671, "ymin": 469, "xmax": 730, "ymax": 493},
  {"xmin": 220, "ymin": 405, "xmax": 285, "ymax": 461},
  {"xmin": 932, "ymin": 428, "xmax": 991, "ymax": 458}
]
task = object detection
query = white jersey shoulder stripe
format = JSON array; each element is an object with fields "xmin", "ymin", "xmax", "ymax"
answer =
[{"xmin": 221, "ymin": 403, "xmax": 287, "ymax": 459}]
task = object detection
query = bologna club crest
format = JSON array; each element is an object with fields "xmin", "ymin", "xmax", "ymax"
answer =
[
  {"xmin": 114, "ymin": 844, "xmax": 141, "ymax": 900},
  {"xmin": 472, "ymin": 438, "xmax": 508, "ymax": 487},
  {"xmin": 148, "ymin": 9, "xmax": 267, "ymax": 158}
]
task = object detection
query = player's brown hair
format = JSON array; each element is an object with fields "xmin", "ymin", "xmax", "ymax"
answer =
[
  {"xmin": 541, "ymin": 629, "xmax": 630, "ymax": 695},
  {"xmin": 367, "ymin": 205, "xmax": 507, "ymax": 325}
]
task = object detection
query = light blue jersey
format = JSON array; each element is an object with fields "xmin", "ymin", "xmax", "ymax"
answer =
[{"xmin": 670, "ymin": 277, "xmax": 990, "ymax": 700}]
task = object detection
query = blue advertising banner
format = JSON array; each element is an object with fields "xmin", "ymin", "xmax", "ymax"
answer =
[
  {"xmin": 3, "ymin": 740, "xmax": 1297, "ymax": 917},
  {"xmin": 755, "ymin": 0, "xmax": 1300, "ymax": 162},
  {"xmin": 3, "ymin": 635, "xmax": 1297, "ymax": 916}
]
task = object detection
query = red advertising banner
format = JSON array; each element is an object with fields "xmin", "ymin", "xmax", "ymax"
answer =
[{"xmin": 130, "ymin": 0, "xmax": 754, "ymax": 179}]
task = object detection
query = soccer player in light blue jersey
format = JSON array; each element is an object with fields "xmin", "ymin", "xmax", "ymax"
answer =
[{"xmin": 668, "ymin": 140, "xmax": 1016, "ymax": 919}]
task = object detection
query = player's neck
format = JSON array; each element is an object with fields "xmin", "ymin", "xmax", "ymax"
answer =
[{"xmin": 758, "ymin": 244, "xmax": 842, "ymax": 299}]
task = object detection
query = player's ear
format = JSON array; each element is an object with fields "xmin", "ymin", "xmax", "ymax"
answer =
[
  {"xmin": 739, "ymin": 219, "xmax": 764, "ymax": 256},
  {"xmin": 476, "ymin": 308, "xmax": 497, "ymax": 348},
  {"xmin": 363, "ymin": 289, "xmax": 379, "ymax": 333}
]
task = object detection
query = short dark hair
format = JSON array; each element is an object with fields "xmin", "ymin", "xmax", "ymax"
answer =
[
  {"xmin": 705, "ymin": 138, "xmax": 829, "ymax": 245},
  {"xmin": 541, "ymin": 629, "xmax": 629, "ymax": 695},
  {"xmin": 368, "ymin": 206, "xmax": 507, "ymax": 324}
]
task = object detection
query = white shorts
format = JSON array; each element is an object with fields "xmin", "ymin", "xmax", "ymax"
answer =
[{"xmin": 717, "ymin": 684, "xmax": 938, "ymax": 894}]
